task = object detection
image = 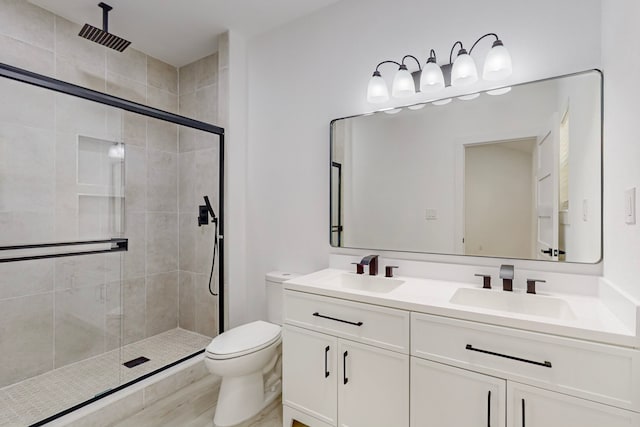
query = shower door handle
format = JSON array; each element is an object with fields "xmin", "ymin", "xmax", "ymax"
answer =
[{"xmin": 0, "ymin": 238, "xmax": 128, "ymax": 263}]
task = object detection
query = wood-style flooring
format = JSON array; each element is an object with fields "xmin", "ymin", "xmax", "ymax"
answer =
[{"xmin": 113, "ymin": 375, "xmax": 282, "ymax": 427}]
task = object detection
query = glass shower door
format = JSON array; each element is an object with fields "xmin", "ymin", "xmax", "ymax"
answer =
[{"xmin": 0, "ymin": 77, "xmax": 126, "ymax": 426}]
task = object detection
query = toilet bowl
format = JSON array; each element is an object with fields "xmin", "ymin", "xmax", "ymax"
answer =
[
  {"xmin": 205, "ymin": 271, "xmax": 299, "ymax": 427},
  {"xmin": 205, "ymin": 321, "xmax": 282, "ymax": 426}
]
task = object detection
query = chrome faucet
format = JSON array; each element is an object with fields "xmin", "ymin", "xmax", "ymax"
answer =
[
  {"xmin": 360, "ymin": 255, "xmax": 379, "ymax": 276},
  {"xmin": 499, "ymin": 264, "xmax": 514, "ymax": 291}
]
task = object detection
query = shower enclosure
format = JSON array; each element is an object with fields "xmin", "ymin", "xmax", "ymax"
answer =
[{"xmin": 0, "ymin": 63, "xmax": 224, "ymax": 427}]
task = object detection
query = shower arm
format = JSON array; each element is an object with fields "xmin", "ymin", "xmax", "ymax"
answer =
[{"xmin": 99, "ymin": 2, "xmax": 112, "ymax": 33}]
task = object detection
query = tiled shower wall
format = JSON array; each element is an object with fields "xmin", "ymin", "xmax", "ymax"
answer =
[
  {"xmin": 0, "ymin": 0, "xmax": 220, "ymax": 388},
  {"xmin": 177, "ymin": 53, "xmax": 221, "ymax": 338}
]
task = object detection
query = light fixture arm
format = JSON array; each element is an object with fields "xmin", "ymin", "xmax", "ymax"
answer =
[
  {"xmin": 469, "ymin": 33, "xmax": 500, "ymax": 54},
  {"xmin": 449, "ymin": 41, "xmax": 465, "ymax": 65},
  {"xmin": 427, "ymin": 49, "xmax": 437, "ymax": 62},
  {"xmin": 375, "ymin": 60, "xmax": 401, "ymax": 72},
  {"xmin": 401, "ymin": 55, "xmax": 422, "ymax": 71}
]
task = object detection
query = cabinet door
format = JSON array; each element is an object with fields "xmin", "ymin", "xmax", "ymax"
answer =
[
  {"xmin": 411, "ymin": 357, "xmax": 506, "ymax": 427},
  {"xmin": 337, "ymin": 339, "xmax": 409, "ymax": 427},
  {"xmin": 508, "ymin": 382, "xmax": 640, "ymax": 427},
  {"xmin": 283, "ymin": 325, "xmax": 338, "ymax": 425}
]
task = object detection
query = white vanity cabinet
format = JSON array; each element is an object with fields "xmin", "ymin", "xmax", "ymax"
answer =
[
  {"xmin": 282, "ymin": 325, "xmax": 338, "ymax": 425},
  {"xmin": 282, "ymin": 285, "xmax": 640, "ymax": 427},
  {"xmin": 282, "ymin": 290, "xmax": 410, "ymax": 427},
  {"xmin": 411, "ymin": 312, "xmax": 640, "ymax": 426},
  {"xmin": 508, "ymin": 382, "xmax": 640, "ymax": 427},
  {"xmin": 411, "ymin": 357, "xmax": 506, "ymax": 427}
]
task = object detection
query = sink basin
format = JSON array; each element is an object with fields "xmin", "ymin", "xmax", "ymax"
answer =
[
  {"xmin": 327, "ymin": 273, "xmax": 404, "ymax": 293},
  {"xmin": 449, "ymin": 288, "xmax": 576, "ymax": 320}
]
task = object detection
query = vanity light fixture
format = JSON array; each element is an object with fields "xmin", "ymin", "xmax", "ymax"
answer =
[{"xmin": 366, "ymin": 33, "xmax": 512, "ymax": 104}]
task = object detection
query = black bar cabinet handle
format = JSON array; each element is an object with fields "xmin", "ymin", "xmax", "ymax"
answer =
[
  {"xmin": 313, "ymin": 312, "xmax": 363, "ymax": 327},
  {"xmin": 324, "ymin": 346, "xmax": 330, "ymax": 378},
  {"xmin": 343, "ymin": 351, "xmax": 349, "ymax": 384},
  {"xmin": 465, "ymin": 344, "xmax": 552, "ymax": 368},
  {"xmin": 522, "ymin": 398, "xmax": 526, "ymax": 427},
  {"xmin": 0, "ymin": 238, "xmax": 128, "ymax": 263},
  {"xmin": 487, "ymin": 390, "xmax": 491, "ymax": 427}
]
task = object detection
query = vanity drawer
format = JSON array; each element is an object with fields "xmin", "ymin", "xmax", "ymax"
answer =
[
  {"xmin": 411, "ymin": 312, "xmax": 640, "ymax": 411},
  {"xmin": 284, "ymin": 290, "xmax": 410, "ymax": 353}
]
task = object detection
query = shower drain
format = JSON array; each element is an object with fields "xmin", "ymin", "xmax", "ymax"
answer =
[{"xmin": 123, "ymin": 356, "xmax": 150, "ymax": 368}]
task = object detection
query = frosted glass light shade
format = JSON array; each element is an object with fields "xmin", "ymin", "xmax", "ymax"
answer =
[
  {"xmin": 483, "ymin": 43, "xmax": 512, "ymax": 80},
  {"xmin": 420, "ymin": 61, "xmax": 445, "ymax": 92},
  {"xmin": 367, "ymin": 72, "xmax": 389, "ymax": 104},
  {"xmin": 391, "ymin": 66, "xmax": 416, "ymax": 98},
  {"xmin": 451, "ymin": 52, "xmax": 478, "ymax": 87},
  {"xmin": 458, "ymin": 93, "xmax": 480, "ymax": 101},
  {"xmin": 108, "ymin": 144, "xmax": 124, "ymax": 159},
  {"xmin": 487, "ymin": 86, "xmax": 512, "ymax": 96},
  {"xmin": 432, "ymin": 98, "xmax": 452, "ymax": 106}
]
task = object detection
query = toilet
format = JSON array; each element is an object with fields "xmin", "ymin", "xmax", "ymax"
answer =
[{"xmin": 205, "ymin": 271, "xmax": 298, "ymax": 427}]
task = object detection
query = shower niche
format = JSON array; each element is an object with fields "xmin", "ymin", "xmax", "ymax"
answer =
[{"xmin": 77, "ymin": 135, "xmax": 125, "ymax": 239}]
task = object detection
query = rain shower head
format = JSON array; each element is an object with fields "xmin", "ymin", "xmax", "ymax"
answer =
[{"xmin": 78, "ymin": 2, "xmax": 131, "ymax": 52}]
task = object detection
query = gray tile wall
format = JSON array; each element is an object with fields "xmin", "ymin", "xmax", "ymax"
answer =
[
  {"xmin": 177, "ymin": 53, "xmax": 222, "ymax": 338},
  {"xmin": 0, "ymin": 0, "xmax": 221, "ymax": 388}
]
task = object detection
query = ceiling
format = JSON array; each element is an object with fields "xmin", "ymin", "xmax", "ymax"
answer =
[{"xmin": 29, "ymin": 0, "xmax": 341, "ymax": 67}]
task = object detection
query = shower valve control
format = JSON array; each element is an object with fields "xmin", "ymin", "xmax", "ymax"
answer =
[{"xmin": 198, "ymin": 205, "xmax": 209, "ymax": 226}]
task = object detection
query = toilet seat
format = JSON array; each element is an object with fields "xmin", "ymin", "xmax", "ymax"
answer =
[{"xmin": 206, "ymin": 320, "xmax": 281, "ymax": 360}]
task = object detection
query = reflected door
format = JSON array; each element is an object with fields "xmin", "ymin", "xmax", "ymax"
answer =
[{"xmin": 536, "ymin": 114, "xmax": 560, "ymax": 261}]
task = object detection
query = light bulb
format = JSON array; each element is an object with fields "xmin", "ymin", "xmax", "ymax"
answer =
[
  {"xmin": 451, "ymin": 48, "xmax": 478, "ymax": 87},
  {"xmin": 108, "ymin": 144, "xmax": 124, "ymax": 159},
  {"xmin": 383, "ymin": 108, "xmax": 402, "ymax": 115},
  {"xmin": 366, "ymin": 71, "xmax": 389, "ymax": 104},
  {"xmin": 483, "ymin": 40, "xmax": 512, "ymax": 81},
  {"xmin": 391, "ymin": 64, "xmax": 416, "ymax": 98},
  {"xmin": 420, "ymin": 59, "xmax": 445, "ymax": 92}
]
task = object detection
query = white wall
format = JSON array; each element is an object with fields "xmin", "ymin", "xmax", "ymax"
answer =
[
  {"xmin": 224, "ymin": 31, "xmax": 251, "ymax": 329},
  {"xmin": 243, "ymin": 0, "xmax": 602, "ymax": 322},
  {"xmin": 601, "ymin": 0, "xmax": 640, "ymax": 300}
]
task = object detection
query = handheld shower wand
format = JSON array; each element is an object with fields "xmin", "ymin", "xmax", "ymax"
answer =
[{"xmin": 198, "ymin": 196, "xmax": 219, "ymax": 296}]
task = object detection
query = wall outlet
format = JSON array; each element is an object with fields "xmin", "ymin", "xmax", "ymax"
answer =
[
  {"xmin": 425, "ymin": 209, "xmax": 438, "ymax": 220},
  {"xmin": 625, "ymin": 187, "xmax": 636, "ymax": 225}
]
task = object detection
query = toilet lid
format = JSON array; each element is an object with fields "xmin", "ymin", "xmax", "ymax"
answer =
[{"xmin": 206, "ymin": 320, "xmax": 281, "ymax": 358}]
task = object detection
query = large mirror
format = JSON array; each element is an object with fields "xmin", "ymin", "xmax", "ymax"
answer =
[{"xmin": 330, "ymin": 71, "xmax": 602, "ymax": 263}]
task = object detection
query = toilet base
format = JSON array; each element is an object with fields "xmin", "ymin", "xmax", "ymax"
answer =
[{"xmin": 213, "ymin": 374, "xmax": 282, "ymax": 427}]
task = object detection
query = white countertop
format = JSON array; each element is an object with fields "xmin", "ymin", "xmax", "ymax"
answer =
[{"xmin": 284, "ymin": 268, "xmax": 638, "ymax": 348}]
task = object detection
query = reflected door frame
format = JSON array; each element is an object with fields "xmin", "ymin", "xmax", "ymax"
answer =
[{"xmin": 454, "ymin": 129, "xmax": 540, "ymax": 257}]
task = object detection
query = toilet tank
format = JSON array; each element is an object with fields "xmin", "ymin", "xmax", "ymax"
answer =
[{"xmin": 266, "ymin": 271, "xmax": 300, "ymax": 325}]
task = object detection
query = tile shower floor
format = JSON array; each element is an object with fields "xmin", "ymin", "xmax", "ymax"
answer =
[{"xmin": 0, "ymin": 328, "xmax": 211, "ymax": 427}]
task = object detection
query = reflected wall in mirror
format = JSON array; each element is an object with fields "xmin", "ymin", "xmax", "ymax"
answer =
[{"xmin": 330, "ymin": 71, "xmax": 602, "ymax": 263}]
